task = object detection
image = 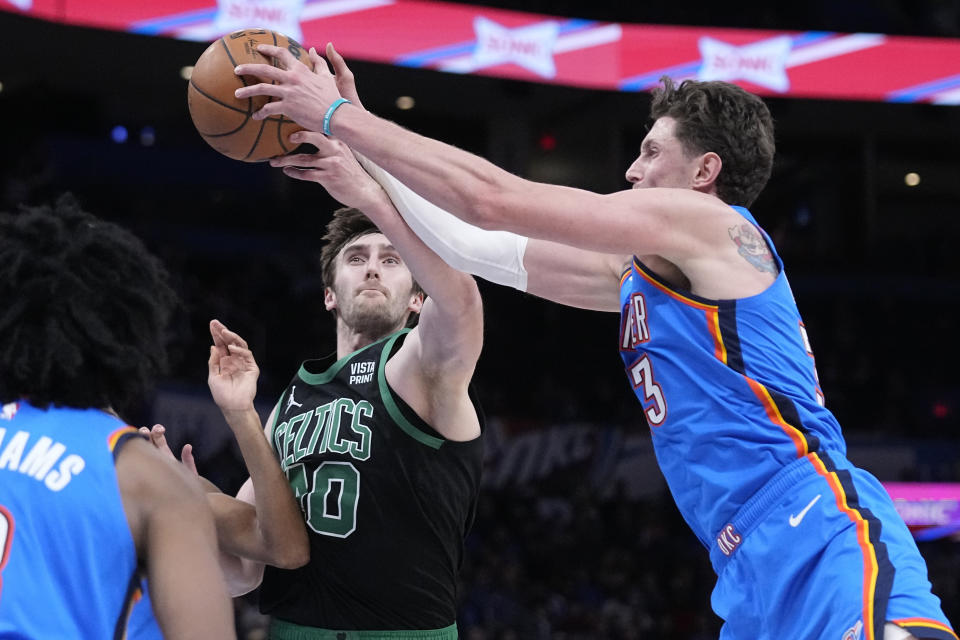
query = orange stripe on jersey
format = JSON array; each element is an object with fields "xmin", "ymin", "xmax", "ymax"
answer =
[
  {"xmin": 107, "ymin": 426, "xmax": 140, "ymax": 452},
  {"xmin": 808, "ymin": 453, "xmax": 881, "ymax": 640},
  {"xmin": 630, "ymin": 260, "xmax": 728, "ymax": 362},
  {"xmin": 893, "ymin": 618, "xmax": 958, "ymax": 639},
  {"xmin": 744, "ymin": 378, "xmax": 809, "ymax": 458},
  {"xmin": 632, "ymin": 260, "xmax": 716, "ymax": 310},
  {"xmin": 619, "ymin": 266, "xmax": 632, "ymax": 286},
  {"xmin": 704, "ymin": 307, "xmax": 727, "ymax": 363}
]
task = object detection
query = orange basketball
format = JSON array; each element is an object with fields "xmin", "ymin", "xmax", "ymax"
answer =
[{"xmin": 187, "ymin": 28, "xmax": 312, "ymax": 162}]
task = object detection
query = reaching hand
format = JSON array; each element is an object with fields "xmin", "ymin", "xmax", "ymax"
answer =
[
  {"xmin": 139, "ymin": 424, "xmax": 199, "ymax": 477},
  {"xmin": 323, "ymin": 43, "xmax": 364, "ymax": 110},
  {"xmin": 234, "ymin": 42, "xmax": 352, "ymax": 132},
  {"xmin": 269, "ymin": 131, "xmax": 388, "ymax": 212},
  {"xmin": 207, "ymin": 319, "xmax": 260, "ymax": 414}
]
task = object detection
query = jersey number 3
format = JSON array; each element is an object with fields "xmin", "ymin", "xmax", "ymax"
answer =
[
  {"xmin": 287, "ymin": 462, "xmax": 360, "ymax": 538},
  {"xmin": 629, "ymin": 356, "xmax": 667, "ymax": 426}
]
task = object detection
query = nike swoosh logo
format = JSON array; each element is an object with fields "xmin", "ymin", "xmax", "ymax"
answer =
[{"xmin": 789, "ymin": 493, "xmax": 822, "ymax": 527}]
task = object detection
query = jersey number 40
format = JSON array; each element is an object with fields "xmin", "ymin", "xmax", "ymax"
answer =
[{"xmin": 287, "ymin": 461, "xmax": 360, "ymax": 538}]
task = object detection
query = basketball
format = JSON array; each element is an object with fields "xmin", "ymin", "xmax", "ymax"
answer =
[{"xmin": 187, "ymin": 28, "xmax": 313, "ymax": 162}]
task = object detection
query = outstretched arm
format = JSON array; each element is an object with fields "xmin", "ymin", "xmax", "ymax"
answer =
[
  {"xmin": 357, "ymin": 155, "xmax": 625, "ymax": 312},
  {"xmin": 206, "ymin": 320, "xmax": 309, "ymax": 569},
  {"xmin": 235, "ymin": 44, "xmax": 727, "ymax": 263},
  {"xmin": 306, "ymin": 46, "xmax": 623, "ymax": 312},
  {"xmin": 271, "ymin": 131, "xmax": 482, "ymax": 442}
]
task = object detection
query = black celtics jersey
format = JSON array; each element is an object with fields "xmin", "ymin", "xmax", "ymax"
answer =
[{"xmin": 259, "ymin": 329, "xmax": 484, "ymax": 630}]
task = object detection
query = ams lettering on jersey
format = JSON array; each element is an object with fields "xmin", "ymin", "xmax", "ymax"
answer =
[
  {"xmin": 0, "ymin": 428, "xmax": 86, "ymax": 491},
  {"xmin": 274, "ymin": 397, "xmax": 374, "ymax": 469}
]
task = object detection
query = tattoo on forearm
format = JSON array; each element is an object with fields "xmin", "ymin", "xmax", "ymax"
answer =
[{"xmin": 728, "ymin": 224, "xmax": 777, "ymax": 274}]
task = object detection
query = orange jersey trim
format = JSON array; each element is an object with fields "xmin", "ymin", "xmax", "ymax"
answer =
[
  {"xmin": 630, "ymin": 261, "xmax": 728, "ymax": 363},
  {"xmin": 808, "ymin": 453, "xmax": 881, "ymax": 640},
  {"xmin": 107, "ymin": 426, "xmax": 139, "ymax": 453},
  {"xmin": 744, "ymin": 378, "xmax": 809, "ymax": 458},
  {"xmin": 632, "ymin": 259, "xmax": 716, "ymax": 310},
  {"xmin": 893, "ymin": 618, "xmax": 958, "ymax": 639}
]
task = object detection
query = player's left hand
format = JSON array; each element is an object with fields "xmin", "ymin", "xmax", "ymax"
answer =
[
  {"xmin": 270, "ymin": 130, "xmax": 387, "ymax": 211},
  {"xmin": 234, "ymin": 42, "xmax": 345, "ymax": 132},
  {"xmin": 322, "ymin": 43, "xmax": 364, "ymax": 110},
  {"xmin": 139, "ymin": 424, "xmax": 199, "ymax": 476},
  {"xmin": 207, "ymin": 319, "xmax": 260, "ymax": 415}
]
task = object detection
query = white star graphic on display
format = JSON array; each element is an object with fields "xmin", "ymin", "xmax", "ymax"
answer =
[
  {"xmin": 697, "ymin": 35, "xmax": 793, "ymax": 93},
  {"xmin": 6, "ymin": 0, "xmax": 33, "ymax": 9},
  {"xmin": 472, "ymin": 16, "xmax": 560, "ymax": 78}
]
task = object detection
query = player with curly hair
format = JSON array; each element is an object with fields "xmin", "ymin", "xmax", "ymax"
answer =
[{"xmin": 0, "ymin": 196, "xmax": 235, "ymax": 639}]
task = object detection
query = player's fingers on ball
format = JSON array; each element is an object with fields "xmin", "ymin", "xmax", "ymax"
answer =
[
  {"xmin": 293, "ymin": 129, "xmax": 334, "ymax": 151},
  {"xmin": 234, "ymin": 81, "xmax": 283, "ymax": 101},
  {"xmin": 251, "ymin": 102, "xmax": 284, "ymax": 120},
  {"xmin": 271, "ymin": 153, "xmax": 320, "ymax": 168},
  {"xmin": 255, "ymin": 43, "xmax": 289, "ymax": 63},
  {"xmin": 282, "ymin": 167, "xmax": 323, "ymax": 182},
  {"xmin": 234, "ymin": 63, "xmax": 283, "ymax": 83}
]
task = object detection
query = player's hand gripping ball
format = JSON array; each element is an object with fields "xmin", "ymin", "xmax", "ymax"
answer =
[{"xmin": 187, "ymin": 28, "xmax": 313, "ymax": 162}]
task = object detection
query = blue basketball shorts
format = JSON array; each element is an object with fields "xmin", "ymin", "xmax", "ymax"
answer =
[{"xmin": 709, "ymin": 452, "xmax": 956, "ymax": 640}]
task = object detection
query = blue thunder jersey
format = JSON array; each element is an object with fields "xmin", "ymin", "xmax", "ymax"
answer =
[
  {"xmin": 0, "ymin": 402, "xmax": 146, "ymax": 638},
  {"xmin": 618, "ymin": 205, "xmax": 843, "ymax": 547},
  {"xmin": 127, "ymin": 580, "xmax": 163, "ymax": 640}
]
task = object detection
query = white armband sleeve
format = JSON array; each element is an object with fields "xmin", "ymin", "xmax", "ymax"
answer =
[{"xmin": 356, "ymin": 154, "xmax": 529, "ymax": 291}]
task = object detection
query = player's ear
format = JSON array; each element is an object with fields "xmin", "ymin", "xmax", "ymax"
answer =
[
  {"xmin": 408, "ymin": 291, "xmax": 424, "ymax": 314},
  {"xmin": 324, "ymin": 287, "xmax": 337, "ymax": 311},
  {"xmin": 693, "ymin": 151, "xmax": 722, "ymax": 190}
]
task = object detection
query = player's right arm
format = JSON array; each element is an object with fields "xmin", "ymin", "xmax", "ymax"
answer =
[
  {"xmin": 270, "ymin": 130, "xmax": 483, "ymax": 442},
  {"xmin": 237, "ymin": 45, "xmax": 725, "ymax": 265},
  {"xmin": 117, "ymin": 437, "xmax": 236, "ymax": 640},
  {"xmin": 356, "ymin": 155, "xmax": 625, "ymax": 312},
  {"xmin": 324, "ymin": 49, "xmax": 625, "ymax": 313}
]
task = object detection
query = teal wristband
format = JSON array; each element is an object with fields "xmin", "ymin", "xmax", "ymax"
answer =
[{"xmin": 322, "ymin": 98, "xmax": 351, "ymax": 136}]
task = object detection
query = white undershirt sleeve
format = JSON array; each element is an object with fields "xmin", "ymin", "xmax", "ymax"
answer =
[{"xmin": 356, "ymin": 153, "xmax": 529, "ymax": 291}]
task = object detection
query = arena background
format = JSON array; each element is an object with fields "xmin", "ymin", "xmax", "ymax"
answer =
[{"xmin": 1, "ymin": 1, "xmax": 958, "ymax": 637}]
